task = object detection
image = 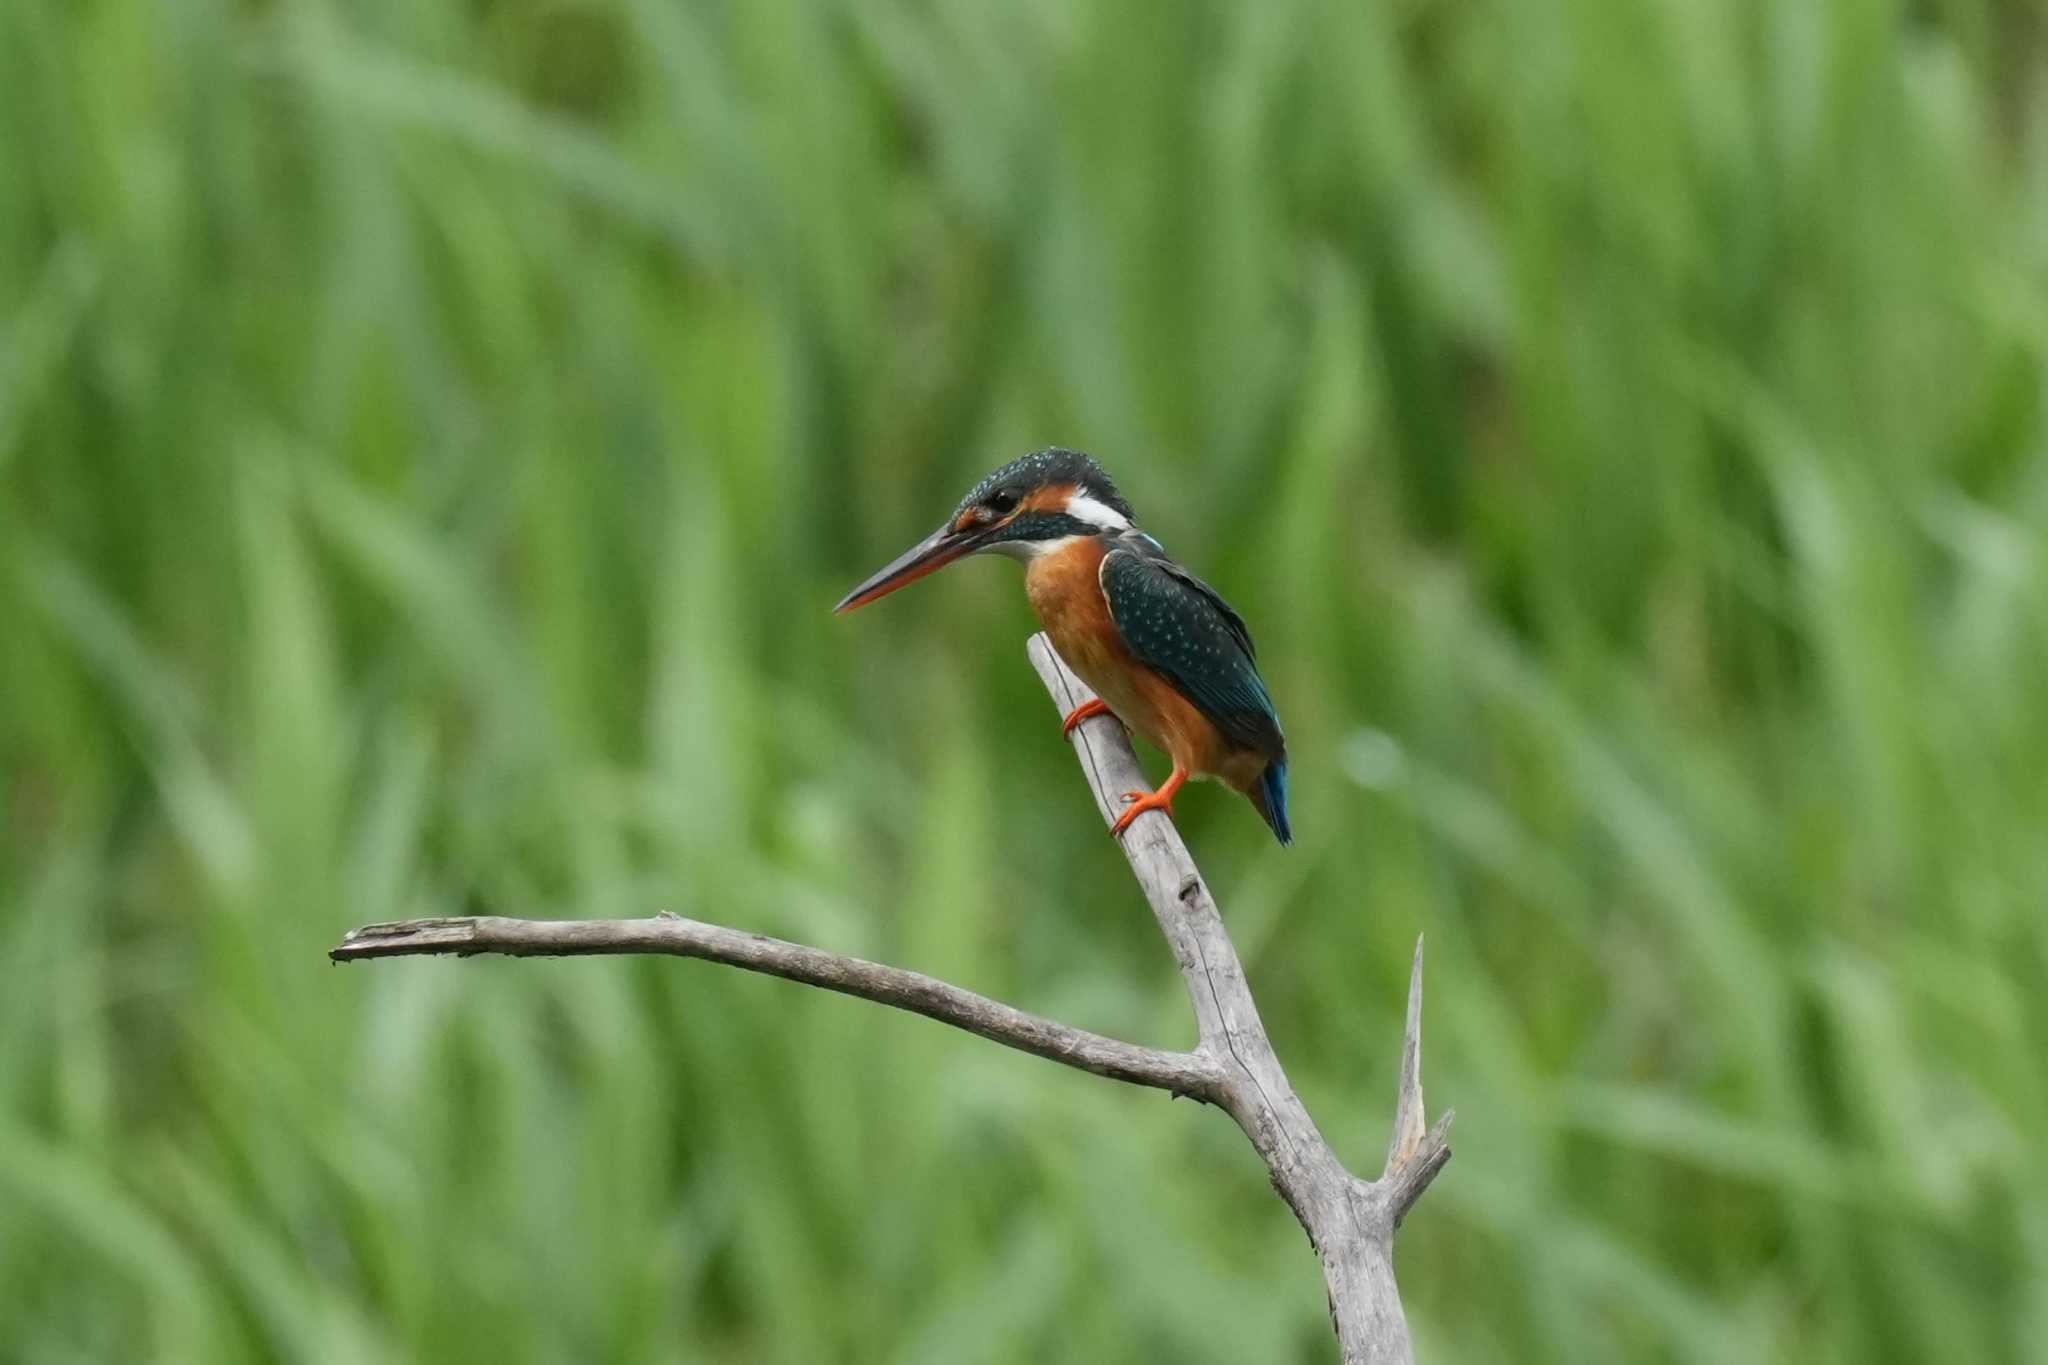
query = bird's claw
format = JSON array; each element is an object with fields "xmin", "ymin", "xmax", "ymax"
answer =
[
  {"xmin": 1111, "ymin": 787, "xmax": 1177, "ymax": 836},
  {"xmin": 1062, "ymin": 698, "xmax": 1115, "ymax": 738}
]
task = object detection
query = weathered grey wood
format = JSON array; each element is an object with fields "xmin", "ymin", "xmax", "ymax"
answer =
[
  {"xmin": 331, "ymin": 913, "xmax": 1224, "ymax": 1096},
  {"xmin": 331, "ymin": 635, "xmax": 1451, "ymax": 1362},
  {"xmin": 1028, "ymin": 635, "xmax": 1450, "ymax": 1364}
]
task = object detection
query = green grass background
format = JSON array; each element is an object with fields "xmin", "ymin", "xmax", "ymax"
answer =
[{"xmin": 4, "ymin": 0, "xmax": 2046, "ymax": 1360}]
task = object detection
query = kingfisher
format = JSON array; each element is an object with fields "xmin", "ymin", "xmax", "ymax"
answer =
[{"xmin": 834, "ymin": 448, "xmax": 1291, "ymax": 844}]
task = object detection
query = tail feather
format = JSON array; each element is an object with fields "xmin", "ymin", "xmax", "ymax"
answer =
[{"xmin": 1250, "ymin": 760, "xmax": 1292, "ymax": 846}]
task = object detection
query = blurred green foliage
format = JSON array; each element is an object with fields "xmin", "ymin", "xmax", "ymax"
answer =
[{"xmin": 3, "ymin": 0, "xmax": 2046, "ymax": 1360}]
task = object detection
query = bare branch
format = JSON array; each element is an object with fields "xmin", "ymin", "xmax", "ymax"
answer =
[
  {"xmin": 1386, "ymin": 937, "xmax": 1430, "ymax": 1174},
  {"xmin": 1026, "ymin": 637, "xmax": 1450, "ymax": 1365},
  {"xmin": 1380, "ymin": 936, "xmax": 1454, "ymax": 1230},
  {"xmin": 1386, "ymin": 1111, "xmax": 1456, "ymax": 1231},
  {"xmin": 331, "ymin": 634, "xmax": 1452, "ymax": 1364},
  {"xmin": 332, "ymin": 914, "xmax": 1223, "ymax": 1098}
]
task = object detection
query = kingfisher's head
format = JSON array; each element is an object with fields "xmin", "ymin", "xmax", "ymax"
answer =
[{"xmin": 833, "ymin": 448, "xmax": 1137, "ymax": 613}]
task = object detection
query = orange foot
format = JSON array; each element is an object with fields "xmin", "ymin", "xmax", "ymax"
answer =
[
  {"xmin": 1061, "ymin": 698, "xmax": 1115, "ymax": 737},
  {"xmin": 1111, "ymin": 767, "xmax": 1189, "ymax": 838}
]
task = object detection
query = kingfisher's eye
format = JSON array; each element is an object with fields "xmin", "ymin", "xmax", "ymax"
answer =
[{"xmin": 986, "ymin": 488, "xmax": 1022, "ymax": 516}]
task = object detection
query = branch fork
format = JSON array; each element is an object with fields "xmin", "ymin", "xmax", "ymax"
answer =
[{"xmin": 332, "ymin": 635, "xmax": 1451, "ymax": 1363}]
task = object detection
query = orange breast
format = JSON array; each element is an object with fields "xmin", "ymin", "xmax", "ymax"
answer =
[{"xmin": 1025, "ymin": 539, "xmax": 1236, "ymax": 781}]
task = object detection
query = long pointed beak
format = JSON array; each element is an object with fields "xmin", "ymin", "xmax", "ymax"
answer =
[{"xmin": 833, "ymin": 523, "xmax": 977, "ymax": 613}]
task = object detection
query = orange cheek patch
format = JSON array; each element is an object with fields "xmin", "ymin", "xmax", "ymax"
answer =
[{"xmin": 1021, "ymin": 482, "xmax": 1077, "ymax": 515}]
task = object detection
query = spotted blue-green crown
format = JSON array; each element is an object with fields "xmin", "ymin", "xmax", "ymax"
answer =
[{"xmin": 957, "ymin": 448, "xmax": 1136, "ymax": 522}]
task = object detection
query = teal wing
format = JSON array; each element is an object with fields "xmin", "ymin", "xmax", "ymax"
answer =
[{"xmin": 1098, "ymin": 543, "xmax": 1286, "ymax": 761}]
